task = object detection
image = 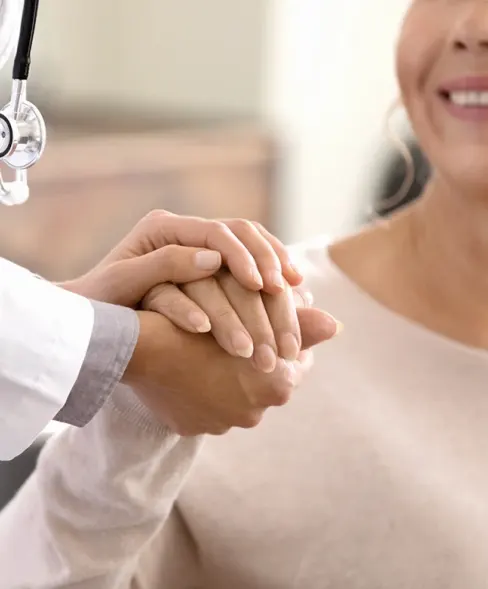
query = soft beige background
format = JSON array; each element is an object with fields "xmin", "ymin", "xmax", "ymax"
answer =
[{"xmin": 0, "ymin": 0, "xmax": 409, "ymax": 242}]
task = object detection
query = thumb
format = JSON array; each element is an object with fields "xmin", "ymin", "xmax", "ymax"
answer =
[
  {"xmin": 297, "ymin": 308, "xmax": 343, "ymax": 350},
  {"xmin": 110, "ymin": 246, "xmax": 222, "ymax": 306}
]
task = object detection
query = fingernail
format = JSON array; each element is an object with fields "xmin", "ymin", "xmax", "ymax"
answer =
[
  {"xmin": 188, "ymin": 312, "xmax": 211, "ymax": 333},
  {"xmin": 278, "ymin": 333, "xmax": 300, "ymax": 360},
  {"xmin": 250, "ymin": 266, "xmax": 263, "ymax": 288},
  {"xmin": 254, "ymin": 344, "xmax": 277, "ymax": 373},
  {"xmin": 269, "ymin": 270, "xmax": 285, "ymax": 289},
  {"xmin": 231, "ymin": 330, "xmax": 254, "ymax": 358},
  {"xmin": 195, "ymin": 250, "xmax": 221, "ymax": 270},
  {"xmin": 327, "ymin": 315, "xmax": 344, "ymax": 337}
]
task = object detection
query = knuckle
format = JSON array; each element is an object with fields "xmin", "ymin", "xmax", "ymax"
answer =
[
  {"xmin": 272, "ymin": 389, "xmax": 292, "ymax": 407},
  {"xmin": 144, "ymin": 209, "xmax": 170, "ymax": 223},
  {"xmin": 208, "ymin": 220, "xmax": 231, "ymax": 235},
  {"xmin": 152, "ymin": 295, "xmax": 176, "ymax": 315},
  {"xmin": 209, "ymin": 424, "xmax": 231, "ymax": 436},
  {"xmin": 160, "ymin": 243, "xmax": 180, "ymax": 258},
  {"xmin": 214, "ymin": 306, "xmax": 235, "ymax": 321},
  {"xmin": 181, "ymin": 277, "xmax": 214, "ymax": 295},
  {"xmin": 144, "ymin": 281, "xmax": 171, "ymax": 301},
  {"xmin": 142, "ymin": 285, "xmax": 166, "ymax": 307},
  {"xmin": 237, "ymin": 411, "xmax": 263, "ymax": 429},
  {"xmin": 157, "ymin": 245, "xmax": 181, "ymax": 273},
  {"xmin": 145, "ymin": 288, "xmax": 187, "ymax": 318},
  {"xmin": 268, "ymin": 383, "xmax": 293, "ymax": 407},
  {"xmin": 227, "ymin": 218, "xmax": 255, "ymax": 234}
]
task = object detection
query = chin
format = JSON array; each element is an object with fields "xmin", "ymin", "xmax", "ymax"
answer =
[
  {"xmin": 440, "ymin": 166, "xmax": 488, "ymax": 200},
  {"xmin": 431, "ymin": 147, "xmax": 488, "ymax": 197}
]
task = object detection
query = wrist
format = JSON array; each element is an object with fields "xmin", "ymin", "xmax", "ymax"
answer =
[
  {"xmin": 122, "ymin": 310, "xmax": 175, "ymax": 387},
  {"xmin": 58, "ymin": 277, "xmax": 84, "ymax": 295}
]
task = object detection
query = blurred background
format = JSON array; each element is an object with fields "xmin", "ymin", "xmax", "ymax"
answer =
[{"xmin": 0, "ymin": 0, "xmax": 415, "ymax": 281}]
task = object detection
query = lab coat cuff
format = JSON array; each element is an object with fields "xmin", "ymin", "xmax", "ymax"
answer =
[{"xmin": 55, "ymin": 302, "xmax": 139, "ymax": 427}]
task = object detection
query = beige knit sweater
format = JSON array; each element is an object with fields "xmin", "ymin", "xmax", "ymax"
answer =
[{"xmin": 2, "ymin": 237, "xmax": 488, "ymax": 588}]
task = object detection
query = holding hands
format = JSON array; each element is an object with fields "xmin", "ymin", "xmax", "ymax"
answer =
[{"xmin": 65, "ymin": 210, "xmax": 340, "ymax": 435}]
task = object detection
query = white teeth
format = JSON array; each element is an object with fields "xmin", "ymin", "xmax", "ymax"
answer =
[{"xmin": 449, "ymin": 91, "xmax": 488, "ymax": 106}]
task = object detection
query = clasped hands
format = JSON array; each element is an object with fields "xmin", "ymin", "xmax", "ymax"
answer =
[{"xmin": 64, "ymin": 211, "xmax": 340, "ymax": 436}]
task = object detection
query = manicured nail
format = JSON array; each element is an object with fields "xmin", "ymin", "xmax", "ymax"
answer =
[
  {"xmin": 250, "ymin": 266, "xmax": 263, "ymax": 288},
  {"xmin": 278, "ymin": 333, "xmax": 300, "ymax": 360},
  {"xmin": 254, "ymin": 344, "xmax": 277, "ymax": 373},
  {"xmin": 195, "ymin": 250, "xmax": 221, "ymax": 270},
  {"xmin": 269, "ymin": 270, "xmax": 285, "ymax": 289},
  {"xmin": 231, "ymin": 330, "xmax": 254, "ymax": 358},
  {"xmin": 188, "ymin": 312, "xmax": 211, "ymax": 333},
  {"xmin": 326, "ymin": 315, "xmax": 343, "ymax": 336}
]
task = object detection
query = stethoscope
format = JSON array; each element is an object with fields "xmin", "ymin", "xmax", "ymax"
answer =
[{"xmin": 0, "ymin": 0, "xmax": 44, "ymax": 206}]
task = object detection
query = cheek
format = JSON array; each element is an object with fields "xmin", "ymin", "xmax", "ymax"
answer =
[
  {"xmin": 395, "ymin": 18, "xmax": 442, "ymax": 145},
  {"xmin": 395, "ymin": 5, "xmax": 440, "ymax": 103},
  {"xmin": 396, "ymin": 24, "xmax": 426, "ymax": 109}
]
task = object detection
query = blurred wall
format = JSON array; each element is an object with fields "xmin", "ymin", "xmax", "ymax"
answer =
[
  {"xmin": 0, "ymin": 0, "xmax": 409, "ymax": 242},
  {"xmin": 0, "ymin": 0, "xmax": 265, "ymax": 119},
  {"xmin": 262, "ymin": 0, "xmax": 409, "ymax": 242}
]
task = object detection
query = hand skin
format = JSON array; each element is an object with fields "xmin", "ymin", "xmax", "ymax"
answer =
[
  {"xmin": 122, "ymin": 306, "xmax": 337, "ymax": 436},
  {"xmin": 62, "ymin": 211, "xmax": 308, "ymax": 344}
]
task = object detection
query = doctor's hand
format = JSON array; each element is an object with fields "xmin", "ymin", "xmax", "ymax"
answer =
[
  {"xmin": 100, "ymin": 210, "xmax": 302, "ymax": 294},
  {"xmin": 64, "ymin": 211, "xmax": 303, "ymax": 338},
  {"xmin": 123, "ymin": 305, "xmax": 334, "ymax": 436}
]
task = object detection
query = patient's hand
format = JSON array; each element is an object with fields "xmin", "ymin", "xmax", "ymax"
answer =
[
  {"xmin": 124, "ymin": 305, "xmax": 335, "ymax": 436},
  {"xmin": 142, "ymin": 271, "xmax": 340, "ymax": 373}
]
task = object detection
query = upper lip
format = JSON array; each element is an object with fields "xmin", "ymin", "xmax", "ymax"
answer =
[{"xmin": 439, "ymin": 76, "xmax": 488, "ymax": 93}]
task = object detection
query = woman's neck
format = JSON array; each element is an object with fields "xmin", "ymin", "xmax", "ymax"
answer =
[
  {"xmin": 407, "ymin": 178, "xmax": 488, "ymax": 311},
  {"xmin": 330, "ymin": 178, "xmax": 488, "ymax": 349}
]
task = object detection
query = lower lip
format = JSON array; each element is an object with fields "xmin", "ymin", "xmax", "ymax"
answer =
[{"xmin": 440, "ymin": 94, "xmax": 488, "ymax": 121}]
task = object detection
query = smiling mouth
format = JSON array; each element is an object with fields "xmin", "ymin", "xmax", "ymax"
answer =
[{"xmin": 440, "ymin": 90, "xmax": 488, "ymax": 107}]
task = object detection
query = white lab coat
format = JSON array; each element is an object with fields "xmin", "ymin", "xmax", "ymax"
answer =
[{"xmin": 0, "ymin": 257, "xmax": 94, "ymax": 460}]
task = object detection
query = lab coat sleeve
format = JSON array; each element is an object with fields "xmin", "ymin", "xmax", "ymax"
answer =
[
  {"xmin": 56, "ymin": 301, "xmax": 139, "ymax": 427},
  {"xmin": 0, "ymin": 257, "xmax": 94, "ymax": 461}
]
